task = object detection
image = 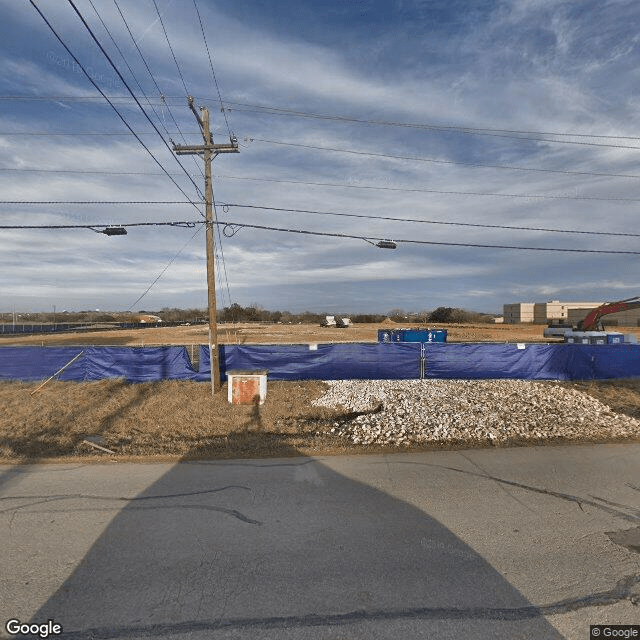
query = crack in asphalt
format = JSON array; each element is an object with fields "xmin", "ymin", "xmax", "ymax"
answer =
[
  {"xmin": 386, "ymin": 460, "xmax": 640, "ymax": 523},
  {"xmin": 36, "ymin": 574, "xmax": 640, "ymax": 639},
  {"xmin": 0, "ymin": 502, "xmax": 262, "ymax": 524},
  {"xmin": 0, "ymin": 485, "xmax": 251, "ymax": 506},
  {"xmin": 0, "ymin": 486, "xmax": 260, "ymax": 524}
]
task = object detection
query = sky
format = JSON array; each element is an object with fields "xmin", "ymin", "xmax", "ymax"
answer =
[{"xmin": 1, "ymin": 0, "xmax": 640, "ymax": 315}]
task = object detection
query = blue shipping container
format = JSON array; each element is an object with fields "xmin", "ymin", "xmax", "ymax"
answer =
[
  {"xmin": 403, "ymin": 329, "xmax": 447, "ymax": 343},
  {"xmin": 378, "ymin": 328, "xmax": 447, "ymax": 343}
]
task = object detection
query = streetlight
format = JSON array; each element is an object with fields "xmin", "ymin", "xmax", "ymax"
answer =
[
  {"xmin": 98, "ymin": 227, "xmax": 127, "ymax": 236},
  {"xmin": 364, "ymin": 238, "xmax": 397, "ymax": 249}
]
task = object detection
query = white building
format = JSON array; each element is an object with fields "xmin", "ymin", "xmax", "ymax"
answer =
[{"xmin": 504, "ymin": 300, "xmax": 640, "ymax": 326}]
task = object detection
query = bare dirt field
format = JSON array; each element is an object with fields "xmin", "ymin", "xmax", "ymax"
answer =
[
  {"xmin": 0, "ymin": 319, "xmax": 616, "ymax": 347},
  {"xmin": 1, "ymin": 322, "xmax": 639, "ymax": 463}
]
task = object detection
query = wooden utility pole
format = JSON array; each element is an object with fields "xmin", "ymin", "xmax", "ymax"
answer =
[{"xmin": 173, "ymin": 97, "xmax": 238, "ymax": 394}]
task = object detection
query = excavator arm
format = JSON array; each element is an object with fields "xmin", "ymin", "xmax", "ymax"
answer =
[{"xmin": 578, "ymin": 296, "xmax": 640, "ymax": 331}]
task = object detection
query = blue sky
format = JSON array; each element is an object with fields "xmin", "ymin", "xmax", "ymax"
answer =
[{"xmin": 1, "ymin": 0, "xmax": 640, "ymax": 315}]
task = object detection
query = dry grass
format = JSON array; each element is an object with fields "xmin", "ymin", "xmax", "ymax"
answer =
[
  {"xmin": 0, "ymin": 376, "xmax": 638, "ymax": 463},
  {"xmin": 568, "ymin": 378, "xmax": 640, "ymax": 420},
  {"xmin": 0, "ymin": 379, "xmax": 355, "ymax": 462},
  {"xmin": 1, "ymin": 322, "xmax": 640, "ymax": 463}
]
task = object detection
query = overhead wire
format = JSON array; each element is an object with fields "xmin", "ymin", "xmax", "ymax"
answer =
[
  {"xmin": 223, "ymin": 101, "xmax": 640, "ymax": 150},
  {"xmin": 3, "ymin": 219, "xmax": 640, "ymax": 254},
  {"xmin": 87, "ymin": 1, "xmax": 167, "ymax": 134},
  {"xmin": 29, "ymin": 0, "xmax": 203, "ymax": 213},
  {"xmin": 215, "ymin": 220, "xmax": 640, "ymax": 255},
  {"xmin": 191, "ymin": 0, "xmax": 236, "ymax": 311},
  {"xmin": 2, "ymin": 200, "xmax": 639, "ymax": 238},
  {"xmin": 112, "ymin": 0, "xmax": 206, "ymax": 189},
  {"xmin": 4, "ymin": 94, "xmax": 638, "ymax": 146},
  {"xmin": 214, "ymin": 175, "xmax": 640, "ymax": 203},
  {"xmin": 217, "ymin": 203, "xmax": 640, "ymax": 238},
  {"xmin": 113, "ymin": 0, "xmax": 191, "ymax": 141},
  {"xmin": 192, "ymin": 0, "xmax": 232, "ymax": 138},
  {"xmin": 0, "ymin": 200, "xmax": 199, "ymax": 204},
  {"xmin": 126, "ymin": 224, "xmax": 203, "ymax": 311},
  {"xmin": 251, "ymin": 138, "xmax": 640, "ymax": 181},
  {"xmin": 6, "ymin": 92, "xmax": 640, "ymax": 179},
  {"xmin": 88, "ymin": 0, "xmax": 203, "ymax": 196},
  {"xmin": 62, "ymin": 0, "xmax": 205, "ymax": 207},
  {"xmin": 4, "ymin": 166, "xmax": 640, "ymax": 203},
  {"xmin": 0, "ymin": 221, "xmax": 200, "ymax": 229},
  {"xmin": 152, "ymin": 0, "xmax": 189, "ymax": 95}
]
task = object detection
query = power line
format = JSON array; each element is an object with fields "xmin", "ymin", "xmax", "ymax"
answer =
[
  {"xmin": 112, "ymin": 0, "xmax": 206, "ymax": 190},
  {"xmin": 150, "ymin": 0, "xmax": 235, "ymax": 316},
  {"xmin": 4, "ymin": 165, "xmax": 640, "ymax": 204},
  {"xmin": 87, "ymin": 0, "xmax": 201, "ymax": 191},
  {"xmin": 0, "ymin": 200, "xmax": 200, "ymax": 204},
  {"xmin": 0, "ymin": 221, "xmax": 200, "ymax": 229},
  {"xmin": 4, "ymin": 94, "xmax": 639, "ymax": 146},
  {"xmin": 215, "ymin": 175, "xmax": 640, "ymax": 203},
  {"xmin": 0, "ymin": 167, "xmax": 177, "ymax": 175},
  {"xmin": 190, "ymin": 0, "xmax": 237, "ymax": 310},
  {"xmin": 4, "ymin": 217, "xmax": 640, "ymax": 254},
  {"xmin": 193, "ymin": 0, "xmax": 232, "ymax": 138},
  {"xmin": 2, "ymin": 199, "xmax": 637, "ymax": 237},
  {"xmin": 224, "ymin": 101, "xmax": 640, "ymax": 150},
  {"xmin": 127, "ymin": 224, "xmax": 202, "ymax": 311},
  {"xmin": 152, "ymin": 0, "xmax": 189, "ymax": 95},
  {"xmin": 252, "ymin": 138, "xmax": 640, "ymax": 181},
  {"xmin": 63, "ymin": 0, "xmax": 205, "ymax": 203},
  {"xmin": 0, "ymin": 131, "xmax": 204, "ymax": 136},
  {"xmin": 113, "ymin": 0, "xmax": 189, "ymax": 143},
  {"xmin": 216, "ymin": 220, "xmax": 640, "ymax": 254},
  {"xmin": 218, "ymin": 202, "xmax": 640, "ymax": 238},
  {"xmin": 30, "ymin": 1, "xmax": 202, "ymax": 213}
]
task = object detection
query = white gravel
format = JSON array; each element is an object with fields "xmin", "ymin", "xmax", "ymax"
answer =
[{"xmin": 312, "ymin": 379, "xmax": 640, "ymax": 446}]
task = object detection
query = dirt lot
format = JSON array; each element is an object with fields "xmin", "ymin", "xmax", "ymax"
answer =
[
  {"xmin": 0, "ymin": 320, "xmax": 573, "ymax": 347},
  {"xmin": 1, "ymin": 322, "xmax": 639, "ymax": 463}
]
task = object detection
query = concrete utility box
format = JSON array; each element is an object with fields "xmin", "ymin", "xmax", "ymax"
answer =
[{"xmin": 227, "ymin": 370, "xmax": 268, "ymax": 405}]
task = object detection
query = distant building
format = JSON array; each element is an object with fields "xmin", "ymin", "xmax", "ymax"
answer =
[
  {"xmin": 503, "ymin": 303, "xmax": 535, "ymax": 323},
  {"xmin": 504, "ymin": 300, "xmax": 640, "ymax": 326}
]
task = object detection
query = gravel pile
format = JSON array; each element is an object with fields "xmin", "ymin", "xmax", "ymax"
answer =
[{"xmin": 312, "ymin": 379, "xmax": 640, "ymax": 446}]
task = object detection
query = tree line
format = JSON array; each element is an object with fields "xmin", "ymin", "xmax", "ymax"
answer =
[{"xmin": 1, "ymin": 304, "xmax": 495, "ymax": 325}]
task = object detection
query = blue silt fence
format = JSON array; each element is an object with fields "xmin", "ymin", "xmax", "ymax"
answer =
[
  {"xmin": 2, "ymin": 343, "xmax": 640, "ymax": 383},
  {"xmin": 197, "ymin": 343, "xmax": 422, "ymax": 382},
  {"xmin": 0, "ymin": 346, "xmax": 199, "ymax": 382}
]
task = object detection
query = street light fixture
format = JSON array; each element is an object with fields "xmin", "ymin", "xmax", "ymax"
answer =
[
  {"xmin": 363, "ymin": 238, "xmax": 397, "ymax": 249},
  {"xmin": 100, "ymin": 227, "xmax": 127, "ymax": 236}
]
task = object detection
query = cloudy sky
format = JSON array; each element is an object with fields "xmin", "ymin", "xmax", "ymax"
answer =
[{"xmin": 1, "ymin": 0, "xmax": 640, "ymax": 315}]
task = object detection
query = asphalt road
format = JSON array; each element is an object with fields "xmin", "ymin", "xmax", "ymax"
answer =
[{"xmin": 1, "ymin": 443, "xmax": 639, "ymax": 639}]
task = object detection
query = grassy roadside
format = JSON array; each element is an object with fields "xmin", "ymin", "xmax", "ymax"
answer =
[{"xmin": 1, "ymin": 377, "xmax": 639, "ymax": 463}]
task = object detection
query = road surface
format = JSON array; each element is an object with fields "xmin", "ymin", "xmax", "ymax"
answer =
[{"xmin": 1, "ymin": 443, "xmax": 639, "ymax": 639}]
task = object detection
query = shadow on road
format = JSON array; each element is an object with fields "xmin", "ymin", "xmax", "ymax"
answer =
[{"xmin": 4, "ymin": 425, "xmax": 569, "ymax": 640}]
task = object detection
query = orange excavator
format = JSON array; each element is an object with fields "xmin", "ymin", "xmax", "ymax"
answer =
[{"xmin": 576, "ymin": 296, "xmax": 640, "ymax": 331}]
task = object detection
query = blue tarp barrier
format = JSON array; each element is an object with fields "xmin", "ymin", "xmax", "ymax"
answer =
[
  {"xmin": 198, "ymin": 343, "xmax": 422, "ymax": 381},
  {"xmin": 0, "ymin": 347, "xmax": 86, "ymax": 381},
  {"xmin": 421, "ymin": 343, "xmax": 592, "ymax": 380},
  {"xmin": 422, "ymin": 343, "xmax": 640, "ymax": 380},
  {"xmin": 81, "ymin": 347, "xmax": 198, "ymax": 382},
  {"xmin": 2, "ymin": 343, "xmax": 640, "ymax": 383},
  {"xmin": 587, "ymin": 344, "xmax": 640, "ymax": 379},
  {"xmin": 0, "ymin": 346, "xmax": 198, "ymax": 382}
]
